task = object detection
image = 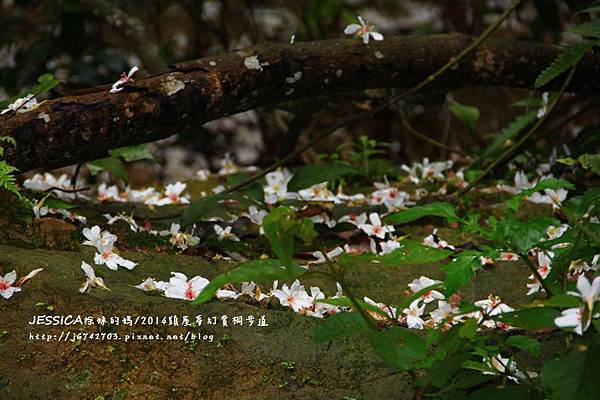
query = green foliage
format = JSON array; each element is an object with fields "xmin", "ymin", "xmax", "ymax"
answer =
[
  {"xmin": 108, "ymin": 144, "xmax": 155, "ymax": 162},
  {"xmin": 534, "ymin": 40, "xmax": 596, "ymax": 88},
  {"xmin": 480, "ymin": 109, "xmax": 537, "ymax": 160},
  {"xmin": 87, "ymin": 144, "xmax": 155, "ymax": 181},
  {"xmin": 505, "ymin": 178, "xmax": 575, "ymax": 212},
  {"xmin": 570, "ymin": 19, "xmax": 600, "ymax": 38},
  {"xmin": 0, "ymin": 136, "xmax": 20, "ymax": 198},
  {"xmin": 449, "ymin": 100, "xmax": 480, "ymax": 135},
  {"xmin": 262, "ymin": 206, "xmax": 317, "ymax": 267},
  {"xmin": 193, "ymin": 259, "xmax": 307, "ymax": 304},
  {"xmin": 338, "ymin": 240, "xmax": 452, "ymax": 268},
  {"xmin": 385, "ymin": 202, "xmax": 458, "ymax": 224},
  {"xmin": 287, "ymin": 161, "xmax": 360, "ymax": 192},
  {"xmin": 366, "ymin": 327, "xmax": 427, "ymax": 372},
  {"xmin": 558, "ymin": 153, "xmax": 600, "ymax": 176},
  {"xmin": 87, "ymin": 157, "xmax": 128, "ymax": 181},
  {"xmin": 312, "ymin": 312, "xmax": 367, "ymax": 343},
  {"xmin": 541, "ymin": 337, "xmax": 600, "ymax": 400},
  {"xmin": 494, "ymin": 308, "xmax": 560, "ymax": 330},
  {"xmin": 442, "ymin": 252, "xmax": 481, "ymax": 295}
]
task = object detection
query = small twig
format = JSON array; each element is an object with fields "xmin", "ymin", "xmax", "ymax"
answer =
[
  {"xmin": 225, "ymin": 0, "xmax": 521, "ymax": 195},
  {"xmin": 399, "ymin": 109, "xmax": 467, "ymax": 156},
  {"xmin": 458, "ymin": 62, "xmax": 578, "ymax": 196},
  {"xmin": 43, "ymin": 186, "xmax": 90, "ymax": 194}
]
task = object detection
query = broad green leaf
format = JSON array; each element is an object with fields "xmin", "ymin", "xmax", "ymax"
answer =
[
  {"xmin": 494, "ymin": 307, "xmax": 560, "ymax": 330},
  {"xmin": 287, "ymin": 162, "xmax": 360, "ymax": 192},
  {"xmin": 385, "ymin": 202, "xmax": 458, "ymax": 224},
  {"xmin": 339, "ymin": 240, "xmax": 452, "ymax": 268},
  {"xmin": 459, "ymin": 318, "xmax": 479, "ymax": 339},
  {"xmin": 311, "ymin": 312, "xmax": 368, "ymax": 343},
  {"xmin": 181, "ymin": 193, "xmax": 224, "ymax": 227},
  {"xmin": 541, "ymin": 337, "xmax": 600, "ymax": 400},
  {"xmin": 262, "ymin": 206, "xmax": 316, "ymax": 267},
  {"xmin": 109, "ymin": 144, "xmax": 155, "ymax": 162},
  {"xmin": 506, "ymin": 335, "xmax": 541, "ymax": 357},
  {"xmin": 87, "ymin": 157, "xmax": 128, "ymax": 181},
  {"xmin": 467, "ymin": 386, "xmax": 540, "ymax": 399},
  {"xmin": 45, "ymin": 197, "xmax": 76, "ymax": 210},
  {"xmin": 193, "ymin": 259, "xmax": 306, "ymax": 304},
  {"xmin": 493, "ymin": 216, "xmax": 559, "ymax": 253},
  {"xmin": 31, "ymin": 73, "xmax": 60, "ymax": 96},
  {"xmin": 366, "ymin": 327, "xmax": 427, "ymax": 372},
  {"xmin": 541, "ymin": 293, "xmax": 582, "ymax": 308},
  {"xmin": 535, "ymin": 41, "xmax": 596, "ymax": 88},
  {"xmin": 449, "ymin": 100, "xmax": 480, "ymax": 134},
  {"xmin": 443, "ymin": 253, "xmax": 481, "ymax": 296},
  {"xmin": 427, "ymin": 352, "xmax": 471, "ymax": 388}
]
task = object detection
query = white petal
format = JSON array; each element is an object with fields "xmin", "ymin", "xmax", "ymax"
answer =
[
  {"xmin": 81, "ymin": 261, "xmax": 96, "ymax": 279},
  {"xmin": 344, "ymin": 24, "xmax": 361, "ymax": 34},
  {"xmin": 370, "ymin": 32, "xmax": 384, "ymax": 41}
]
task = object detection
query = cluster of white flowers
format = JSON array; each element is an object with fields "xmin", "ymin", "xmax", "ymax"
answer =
[
  {"xmin": 24, "ymin": 172, "xmax": 87, "ymax": 201},
  {"xmin": 496, "ymin": 171, "xmax": 569, "ymax": 210},
  {"xmin": 401, "ymin": 158, "xmax": 453, "ymax": 184},
  {"xmin": 82, "ymin": 225, "xmax": 137, "ymax": 271},
  {"xmin": 555, "ymin": 274, "xmax": 600, "ymax": 335}
]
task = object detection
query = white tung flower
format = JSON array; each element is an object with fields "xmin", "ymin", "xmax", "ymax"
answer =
[
  {"xmin": 358, "ymin": 212, "xmax": 394, "ymax": 239},
  {"xmin": 407, "ymin": 276, "xmax": 445, "ymax": 304},
  {"xmin": 79, "ymin": 261, "xmax": 110, "ymax": 294},
  {"xmin": 1, "ymin": 93, "xmax": 39, "ymax": 115},
  {"xmin": 163, "ymin": 272, "xmax": 209, "ymax": 301},
  {"xmin": 344, "ymin": 16, "xmax": 383, "ymax": 44},
  {"xmin": 403, "ymin": 299, "xmax": 426, "ymax": 329},
  {"xmin": 271, "ymin": 280, "xmax": 313, "ymax": 312},
  {"xmin": 110, "ymin": 65, "xmax": 139, "ymax": 93}
]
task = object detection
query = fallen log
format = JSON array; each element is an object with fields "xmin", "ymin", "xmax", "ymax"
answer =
[{"xmin": 1, "ymin": 34, "xmax": 599, "ymax": 173}]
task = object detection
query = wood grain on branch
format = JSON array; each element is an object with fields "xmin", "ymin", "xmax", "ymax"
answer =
[{"xmin": 2, "ymin": 34, "xmax": 599, "ymax": 173}]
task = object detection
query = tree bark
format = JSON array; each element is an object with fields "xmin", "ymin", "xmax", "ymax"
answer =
[{"xmin": 2, "ymin": 34, "xmax": 599, "ymax": 173}]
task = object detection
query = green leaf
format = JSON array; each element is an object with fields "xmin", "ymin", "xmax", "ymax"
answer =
[
  {"xmin": 366, "ymin": 327, "xmax": 427, "ymax": 372},
  {"xmin": 459, "ymin": 318, "xmax": 479, "ymax": 339},
  {"xmin": 312, "ymin": 312, "xmax": 368, "ymax": 343},
  {"xmin": 44, "ymin": 197, "xmax": 76, "ymax": 210},
  {"xmin": 541, "ymin": 293, "xmax": 582, "ymax": 308},
  {"xmin": 87, "ymin": 157, "xmax": 128, "ymax": 181},
  {"xmin": 570, "ymin": 19, "xmax": 600, "ymax": 38},
  {"xmin": 495, "ymin": 307, "xmax": 560, "ymax": 330},
  {"xmin": 31, "ymin": 73, "xmax": 60, "ymax": 96},
  {"xmin": 181, "ymin": 193, "xmax": 224, "ymax": 227},
  {"xmin": 287, "ymin": 162, "xmax": 360, "ymax": 192},
  {"xmin": 109, "ymin": 144, "xmax": 155, "ymax": 162},
  {"xmin": 193, "ymin": 259, "xmax": 306, "ymax": 304},
  {"xmin": 443, "ymin": 253, "xmax": 481, "ymax": 296},
  {"xmin": 576, "ymin": 1, "xmax": 600, "ymax": 15},
  {"xmin": 535, "ymin": 41, "xmax": 596, "ymax": 88},
  {"xmin": 467, "ymin": 386, "xmax": 540, "ymax": 400},
  {"xmin": 541, "ymin": 337, "xmax": 600, "ymax": 400},
  {"xmin": 427, "ymin": 352, "xmax": 471, "ymax": 388},
  {"xmin": 506, "ymin": 335, "xmax": 541, "ymax": 357},
  {"xmin": 578, "ymin": 153, "xmax": 600, "ymax": 175},
  {"xmin": 506, "ymin": 178, "xmax": 575, "ymax": 212},
  {"xmin": 481, "ymin": 110, "xmax": 538, "ymax": 159},
  {"xmin": 385, "ymin": 202, "xmax": 458, "ymax": 224},
  {"xmin": 262, "ymin": 206, "xmax": 316, "ymax": 267},
  {"xmin": 339, "ymin": 240, "xmax": 452, "ymax": 268},
  {"xmin": 449, "ymin": 100, "xmax": 480, "ymax": 134},
  {"xmin": 0, "ymin": 160, "xmax": 20, "ymax": 198}
]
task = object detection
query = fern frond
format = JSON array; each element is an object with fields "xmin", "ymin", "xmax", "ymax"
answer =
[
  {"xmin": 534, "ymin": 40, "xmax": 596, "ymax": 88},
  {"xmin": 571, "ymin": 19, "xmax": 600, "ymax": 39},
  {"xmin": 0, "ymin": 160, "xmax": 21, "ymax": 198}
]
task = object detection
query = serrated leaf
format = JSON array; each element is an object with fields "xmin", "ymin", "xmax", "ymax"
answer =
[
  {"xmin": 442, "ymin": 253, "xmax": 480, "ymax": 296},
  {"xmin": 109, "ymin": 144, "xmax": 155, "ymax": 162},
  {"xmin": 481, "ymin": 110, "xmax": 537, "ymax": 159},
  {"xmin": 193, "ymin": 259, "xmax": 306, "ymax": 304},
  {"xmin": 87, "ymin": 157, "xmax": 128, "ymax": 181},
  {"xmin": 287, "ymin": 162, "xmax": 360, "ymax": 192},
  {"xmin": 506, "ymin": 335, "xmax": 541, "ymax": 357},
  {"xmin": 311, "ymin": 312, "xmax": 368, "ymax": 343},
  {"xmin": 535, "ymin": 41, "xmax": 596, "ymax": 88},
  {"xmin": 571, "ymin": 19, "xmax": 600, "ymax": 38},
  {"xmin": 386, "ymin": 202, "xmax": 458, "ymax": 224}
]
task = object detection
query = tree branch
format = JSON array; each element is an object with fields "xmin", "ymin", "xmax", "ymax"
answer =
[{"xmin": 2, "ymin": 34, "xmax": 599, "ymax": 173}]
